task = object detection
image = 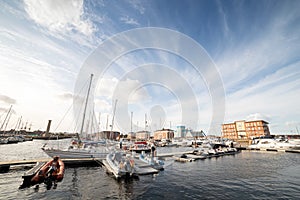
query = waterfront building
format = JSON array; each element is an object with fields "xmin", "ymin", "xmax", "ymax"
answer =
[
  {"xmin": 191, "ymin": 130, "xmax": 206, "ymax": 138},
  {"xmin": 135, "ymin": 131, "xmax": 150, "ymax": 140},
  {"xmin": 127, "ymin": 132, "xmax": 136, "ymax": 140},
  {"xmin": 222, "ymin": 120, "xmax": 270, "ymax": 139},
  {"xmin": 153, "ymin": 128, "xmax": 174, "ymax": 141},
  {"xmin": 176, "ymin": 125, "xmax": 186, "ymax": 138}
]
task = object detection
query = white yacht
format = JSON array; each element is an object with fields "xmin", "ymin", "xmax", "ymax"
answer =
[{"xmin": 249, "ymin": 137, "xmax": 300, "ymax": 150}]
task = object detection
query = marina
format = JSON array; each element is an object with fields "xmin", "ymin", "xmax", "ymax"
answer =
[
  {"xmin": 0, "ymin": 140, "xmax": 299, "ymax": 199},
  {"xmin": 1, "ymin": 0, "xmax": 300, "ymax": 199}
]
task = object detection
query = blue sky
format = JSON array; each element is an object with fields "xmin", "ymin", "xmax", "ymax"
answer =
[{"xmin": 0, "ymin": 0, "xmax": 299, "ymax": 135}]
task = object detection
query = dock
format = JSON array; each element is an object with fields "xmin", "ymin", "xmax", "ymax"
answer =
[
  {"xmin": 1, "ymin": 157, "xmax": 160, "ymax": 178},
  {"xmin": 157, "ymin": 151, "xmax": 194, "ymax": 158},
  {"xmin": 246, "ymin": 148, "xmax": 300, "ymax": 153},
  {"xmin": 0, "ymin": 158, "xmax": 101, "ymax": 173}
]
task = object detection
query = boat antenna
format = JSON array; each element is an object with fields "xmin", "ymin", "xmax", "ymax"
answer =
[{"xmin": 78, "ymin": 73, "xmax": 94, "ymax": 144}]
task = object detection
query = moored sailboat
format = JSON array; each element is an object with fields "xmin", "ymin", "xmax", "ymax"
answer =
[{"xmin": 42, "ymin": 74, "xmax": 109, "ymax": 159}]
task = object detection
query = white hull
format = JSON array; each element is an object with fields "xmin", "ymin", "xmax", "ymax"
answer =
[
  {"xmin": 249, "ymin": 138, "xmax": 300, "ymax": 150},
  {"xmin": 42, "ymin": 148, "xmax": 107, "ymax": 159},
  {"xmin": 106, "ymin": 152, "xmax": 135, "ymax": 179}
]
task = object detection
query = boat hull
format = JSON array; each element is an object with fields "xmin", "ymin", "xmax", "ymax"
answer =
[{"xmin": 42, "ymin": 148, "xmax": 107, "ymax": 159}]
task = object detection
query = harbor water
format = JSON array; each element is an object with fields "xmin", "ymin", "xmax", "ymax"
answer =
[{"xmin": 0, "ymin": 139, "xmax": 300, "ymax": 200}]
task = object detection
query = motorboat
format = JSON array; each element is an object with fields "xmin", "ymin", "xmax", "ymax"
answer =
[
  {"xmin": 249, "ymin": 138, "xmax": 300, "ymax": 150},
  {"xmin": 105, "ymin": 151, "xmax": 135, "ymax": 179}
]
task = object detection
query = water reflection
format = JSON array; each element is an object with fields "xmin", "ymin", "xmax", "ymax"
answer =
[{"xmin": 70, "ymin": 168, "xmax": 80, "ymax": 198}]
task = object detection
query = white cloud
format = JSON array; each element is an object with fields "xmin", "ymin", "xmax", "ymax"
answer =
[
  {"xmin": 24, "ymin": 0, "xmax": 95, "ymax": 36},
  {"xmin": 128, "ymin": 0, "xmax": 145, "ymax": 14},
  {"xmin": 0, "ymin": 94, "xmax": 17, "ymax": 104},
  {"xmin": 224, "ymin": 64, "xmax": 300, "ymax": 133},
  {"xmin": 120, "ymin": 16, "xmax": 139, "ymax": 25},
  {"xmin": 213, "ymin": 9, "xmax": 300, "ymax": 134},
  {"xmin": 57, "ymin": 93, "xmax": 73, "ymax": 100},
  {"xmin": 96, "ymin": 77, "xmax": 119, "ymax": 97},
  {"xmin": 95, "ymin": 99, "xmax": 111, "ymax": 113},
  {"xmin": 246, "ymin": 113, "xmax": 271, "ymax": 122},
  {"xmin": 113, "ymin": 78, "xmax": 151, "ymax": 103},
  {"xmin": 0, "ymin": 43, "xmax": 78, "ymax": 131}
]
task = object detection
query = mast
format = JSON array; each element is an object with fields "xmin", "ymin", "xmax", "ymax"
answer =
[
  {"xmin": 0, "ymin": 105, "xmax": 12, "ymax": 132},
  {"xmin": 78, "ymin": 74, "xmax": 94, "ymax": 143},
  {"xmin": 145, "ymin": 113, "xmax": 147, "ymax": 131},
  {"xmin": 14, "ymin": 116, "xmax": 22, "ymax": 134},
  {"xmin": 109, "ymin": 99, "xmax": 118, "ymax": 140},
  {"xmin": 4, "ymin": 111, "xmax": 13, "ymax": 131},
  {"xmin": 98, "ymin": 112, "xmax": 101, "ymax": 132},
  {"xmin": 106, "ymin": 115, "xmax": 109, "ymax": 131},
  {"xmin": 111, "ymin": 99, "xmax": 118, "ymax": 131},
  {"xmin": 130, "ymin": 111, "xmax": 133, "ymax": 133}
]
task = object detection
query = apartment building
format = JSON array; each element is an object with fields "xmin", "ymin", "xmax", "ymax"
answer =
[{"xmin": 222, "ymin": 120, "xmax": 270, "ymax": 139}]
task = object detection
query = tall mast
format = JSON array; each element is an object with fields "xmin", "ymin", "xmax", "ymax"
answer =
[
  {"xmin": 78, "ymin": 73, "xmax": 94, "ymax": 142},
  {"xmin": 106, "ymin": 115, "xmax": 109, "ymax": 130},
  {"xmin": 145, "ymin": 113, "xmax": 147, "ymax": 131},
  {"xmin": 4, "ymin": 111, "xmax": 13, "ymax": 131},
  {"xmin": 14, "ymin": 116, "xmax": 22, "ymax": 134},
  {"xmin": 130, "ymin": 111, "xmax": 133, "ymax": 133},
  {"xmin": 98, "ymin": 112, "xmax": 101, "ymax": 132},
  {"xmin": 111, "ymin": 99, "xmax": 118, "ymax": 131},
  {"xmin": 17, "ymin": 116, "xmax": 22, "ymax": 130},
  {"xmin": 0, "ymin": 105, "xmax": 12, "ymax": 132}
]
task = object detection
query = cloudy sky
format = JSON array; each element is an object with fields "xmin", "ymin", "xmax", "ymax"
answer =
[{"xmin": 0, "ymin": 0, "xmax": 299, "ymax": 135}]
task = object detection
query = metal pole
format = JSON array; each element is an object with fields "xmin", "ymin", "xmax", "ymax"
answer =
[
  {"xmin": 78, "ymin": 74, "xmax": 94, "ymax": 142},
  {"xmin": 0, "ymin": 105, "xmax": 12, "ymax": 132},
  {"xmin": 131, "ymin": 111, "xmax": 133, "ymax": 133}
]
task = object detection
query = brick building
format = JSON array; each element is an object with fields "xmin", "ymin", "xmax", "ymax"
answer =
[
  {"xmin": 222, "ymin": 120, "xmax": 270, "ymax": 139},
  {"xmin": 135, "ymin": 131, "xmax": 150, "ymax": 140},
  {"xmin": 153, "ymin": 128, "xmax": 174, "ymax": 141}
]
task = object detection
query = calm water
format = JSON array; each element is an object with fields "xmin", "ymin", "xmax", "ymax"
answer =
[{"xmin": 0, "ymin": 140, "xmax": 300, "ymax": 200}]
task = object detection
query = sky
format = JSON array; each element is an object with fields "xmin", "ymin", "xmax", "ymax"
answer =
[{"xmin": 0, "ymin": 0, "xmax": 299, "ymax": 135}]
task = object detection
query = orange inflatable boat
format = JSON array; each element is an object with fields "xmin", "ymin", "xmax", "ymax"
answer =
[{"xmin": 30, "ymin": 156, "xmax": 65, "ymax": 186}]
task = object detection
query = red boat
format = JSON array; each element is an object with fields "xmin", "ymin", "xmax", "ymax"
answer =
[{"xmin": 30, "ymin": 156, "xmax": 65, "ymax": 188}]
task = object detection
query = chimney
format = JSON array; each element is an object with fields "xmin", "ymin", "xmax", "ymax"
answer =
[{"xmin": 45, "ymin": 120, "xmax": 52, "ymax": 137}]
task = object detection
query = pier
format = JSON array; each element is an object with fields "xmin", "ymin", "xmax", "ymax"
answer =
[
  {"xmin": 0, "ymin": 158, "xmax": 101, "ymax": 173},
  {"xmin": 246, "ymin": 148, "xmax": 300, "ymax": 153}
]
